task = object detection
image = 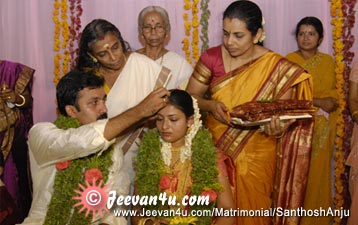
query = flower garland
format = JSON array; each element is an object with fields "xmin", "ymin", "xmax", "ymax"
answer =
[
  {"xmin": 135, "ymin": 128, "xmax": 222, "ymax": 225},
  {"xmin": 331, "ymin": 0, "xmax": 357, "ymax": 224},
  {"xmin": 53, "ymin": 0, "xmax": 82, "ymax": 85},
  {"xmin": 43, "ymin": 115, "xmax": 113, "ymax": 225},
  {"xmin": 53, "ymin": 0, "xmax": 69, "ymax": 85},
  {"xmin": 340, "ymin": 2, "xmax": 357, "ymax": 224},
  {"xmin": 53, "ymin": 0, "xmax": 62, "ymax": 85},
  {"xmin": 68, "ymin": 0, "xmax": 83, "ymax": 69},
  {"xmin": 341, "ymin": 0, "xmax": 357, "ymax": 224},
  {"xmin": 199, "ymin": 0, "xmax": 210, "ymax": 53},
  {"xmin": 331, "ymin": 1, "xmax": 346, "ymax": 224},
  {"xmin": 183, "ymin": 0, "xmax": 192, "ymax": 65},
  {"xmin": 182, "ymin": 0, "xmax": 200, "ymax": 66},
  {"xmin": 191, "ymin": 0, "xmax": 200, "ymax": 64}
]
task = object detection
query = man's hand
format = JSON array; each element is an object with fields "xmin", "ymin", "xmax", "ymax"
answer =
[
  {"xmin": 104, "ymin": 88, "xmax": 169, "ymax": 141},
  {"xmin": 135, "ymin": 87, "xmax": 170, "ymax": 118}
]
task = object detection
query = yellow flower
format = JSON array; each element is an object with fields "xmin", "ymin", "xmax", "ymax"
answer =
[
  {"xmin": 331, "ymin": 0, "xmax": 346, "ymax": 224},
  {"xmin": 182, "ymin": 0, "xmax": 201, "ymax": 66},
  {"xmin": 169, "ymin": 216, "xmax": 197, "ymax": 225},
  {"xmin": 184, "ymin": 0, "xmax": 191, "ymax": 10},
  {"xmin": 192, "ymin": 19, "xmax": 200, "ymax": 28},
  {"xmin": 183, "ymin": 13, "xmax": 189, "ymax": 21}
]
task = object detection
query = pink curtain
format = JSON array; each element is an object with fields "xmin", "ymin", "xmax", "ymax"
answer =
[{"xmin": 1, "ymin": 0, "xmax": 357, "ymax": 123}]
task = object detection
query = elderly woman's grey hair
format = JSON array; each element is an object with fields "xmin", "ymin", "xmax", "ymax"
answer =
[{"xmin": 137, "ymin": 6, "xmax": 171, "ymax": 34}]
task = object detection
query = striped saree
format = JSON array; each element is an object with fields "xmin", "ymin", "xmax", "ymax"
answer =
[{"xmin": 194, "ymin": 49, "xmax": 314, "ymax": 225}]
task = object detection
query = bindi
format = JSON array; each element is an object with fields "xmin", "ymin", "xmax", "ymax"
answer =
[{"xmin": 103, "ymin": 43, "xmax": 110, "ymax": 50}]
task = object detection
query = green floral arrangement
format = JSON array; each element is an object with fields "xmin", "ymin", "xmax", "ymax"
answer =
[
  {"xmin": 135, "ymin": 128, "xmax": 222, "ymax": 225},
  {"xmin": 43, "ymin": 115, "xmax": 113, "ymax": 225}
]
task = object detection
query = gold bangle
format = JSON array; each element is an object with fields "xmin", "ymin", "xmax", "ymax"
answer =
[
  {"xmin": 352, "ymin": 110, "xmax": 358, "ymax": 118},
  {"xmin": 15, "ymin": 94, "xmax": 26, "ymax": 107}
]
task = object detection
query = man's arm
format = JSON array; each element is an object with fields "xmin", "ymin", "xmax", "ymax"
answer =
[
  {"xmin": 103, "ymin": 87, "xmax": 169, "ymax": 140},
  {"xmin": 29, "ymin": 88, "xmax": 169, "ymax": 167}
]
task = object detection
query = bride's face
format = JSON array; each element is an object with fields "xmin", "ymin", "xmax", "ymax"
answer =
[{"xmin": 156, "ymin": 104, "xmax": 193, "ymax": 147}]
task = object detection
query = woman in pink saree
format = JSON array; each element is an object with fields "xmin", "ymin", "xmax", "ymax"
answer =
[{"xmin": 186, "ymin": 1, "xmax": 314, "ymax": 225}]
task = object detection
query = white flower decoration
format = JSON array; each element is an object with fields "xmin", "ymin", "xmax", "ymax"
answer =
[{"xmin": 259, "ymin": 16, "xmax": 266, "ymax": 43}]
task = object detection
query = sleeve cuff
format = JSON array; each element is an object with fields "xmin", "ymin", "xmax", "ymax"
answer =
[{"xmin": 90, "ymin": 119, "xmax": 115, "ymax": 150}]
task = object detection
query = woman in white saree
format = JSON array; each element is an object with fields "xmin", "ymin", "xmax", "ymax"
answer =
[{"xmin": 76, "ymin": 18, "xmax": 172, "ymax": 185}]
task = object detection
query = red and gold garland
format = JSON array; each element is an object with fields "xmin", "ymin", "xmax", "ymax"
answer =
[
  {"xmin": 68, "ymin": 0, "xmax": 83, "ymax": 69},
  {"xmin": 331, "ymin": 0, "xmax": 356, "ymax": 224}
]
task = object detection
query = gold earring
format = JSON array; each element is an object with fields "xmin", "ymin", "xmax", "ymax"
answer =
[
  {"xmin": 88, "ymin": 54, "xmax": 98, "ymax": 63},
  {"xmin": 253, "ymin": 39, "xmax": 258, "ymax": 44}
]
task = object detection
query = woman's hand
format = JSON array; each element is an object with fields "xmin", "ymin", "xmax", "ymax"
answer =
[
  {"xmin": 0, "ymin": 83, "xmax": 16, "ymax": 103},
  {"xmin": 261, "ymin": 115, "xmax": 296, "ymax": 137},
  {"xmin": 209, "ymin": 101, "xmax": 231, "ymax": 125},
  {"xmin": 314, "ymin": 97, "xmax": 338, "ymax": 113}
]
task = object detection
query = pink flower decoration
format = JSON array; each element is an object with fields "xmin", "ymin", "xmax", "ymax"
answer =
[
  {"xmin": 56, "ymin": 161, "xmax": 71, "ymax": 170},
  {"xmin": 158, "ymin": 175, "xmax": 178, "ymax": 192},
  {"xmin": 201, "ymin": 190, "xmax": 217, "ymax": 203},
  {"xmin": 85, "ymin": 168, "xmax": 103, "ymax": 185},
  {"xmin": 158, "ymin": 175, "xmax": 171, "ymax": 190}
]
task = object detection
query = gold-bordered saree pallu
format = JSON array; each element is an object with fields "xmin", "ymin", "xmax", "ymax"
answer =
[{"xmin": 209, "ymin": 55, "xmax": 314, "ymax": 225}]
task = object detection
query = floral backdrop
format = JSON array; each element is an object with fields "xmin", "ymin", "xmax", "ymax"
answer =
[{"xmin": 331, "ymin": 0, "xmax": 357, "ymax": 224}]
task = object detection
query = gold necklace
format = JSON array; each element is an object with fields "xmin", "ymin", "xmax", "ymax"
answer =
[{"xmin": 169, "ymin": 147, "xmax": 182, "ymax": 170}]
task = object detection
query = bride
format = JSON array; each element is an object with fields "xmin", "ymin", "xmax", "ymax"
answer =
[{"xmin": 132, "ymin": 89, "xmax": 235, "ymax": 225}]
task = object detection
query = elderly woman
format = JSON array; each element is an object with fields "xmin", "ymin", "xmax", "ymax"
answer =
[{"xmin": 137, "ymin": 6, "xmax": 193, "ymax": 89}]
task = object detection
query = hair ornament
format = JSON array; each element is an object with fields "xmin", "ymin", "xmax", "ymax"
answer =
[{"xmin": 259, "ymin": 16, "xmax": 266, "ymax": 43}]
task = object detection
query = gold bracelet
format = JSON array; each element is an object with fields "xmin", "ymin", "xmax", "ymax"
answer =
[
  {"xmin": 15, "ymin": 94, "xmax": 26, "ymax": 107},
  {"xmin": 352, "ymin": 110, "xmax": 358, "ymax": 119},
  {"xmin": 138, "ymin": 218, "xmax": 152, "ymax": 225}
]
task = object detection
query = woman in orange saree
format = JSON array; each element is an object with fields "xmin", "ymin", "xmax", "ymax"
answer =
[
  {"xmin": 286, "ymin": 17, "xmax": 338, "ymax": 225},
  {"xmin": 186, "ymin": 1, "xmax": 314, "ymax": 225}
]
